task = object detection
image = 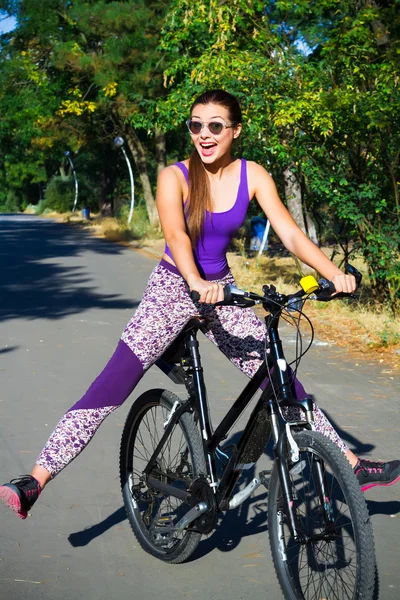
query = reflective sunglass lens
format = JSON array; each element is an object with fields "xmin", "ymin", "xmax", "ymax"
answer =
[
  {"xmin": 188, "ymin": 121, "xmax": 202, "ymax": 134},
  {"xmin": 208, "ymin": 122, "xmax": 224, "ymax": 134}
]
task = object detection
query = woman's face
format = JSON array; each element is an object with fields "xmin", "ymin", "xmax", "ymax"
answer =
[{"xmin": 189, "ymin": 102, "xmax": 241, "ymax": 164}]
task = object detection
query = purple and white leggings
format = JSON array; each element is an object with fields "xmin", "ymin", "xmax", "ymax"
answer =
[{"xmin": 36, "ymin": 260, "xmax": 348, "ymax": 478}]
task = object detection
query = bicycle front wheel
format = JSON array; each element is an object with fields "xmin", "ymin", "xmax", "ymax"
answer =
[
  {"xmin": 268, "ymin": 430, "xmax": 375, "ymax": 600},
  {"xmin": 120, "ymin": 389, "xmax": 207, "ymax": 563}
]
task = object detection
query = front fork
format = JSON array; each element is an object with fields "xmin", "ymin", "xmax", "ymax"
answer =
[
  {"xmin": 270, "ymin": 393, "xmax": 315, "ymax": 543},
  {"xmin": 271, "ymin": 402, "xmax": 335, "ymax": 542}
]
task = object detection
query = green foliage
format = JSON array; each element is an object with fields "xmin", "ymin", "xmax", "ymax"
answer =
[
  {"xmin": 37, "ymin": 176, "xmax": 75, "ymax": 214},
  {"xmin": 0, "ymin": 190, "xmax": 21, "ymax": 213}
]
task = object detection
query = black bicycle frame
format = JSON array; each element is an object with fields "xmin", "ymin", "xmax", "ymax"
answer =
[{"xmin": 146, "ymin": 304, "xmax": 316, "ymax": 541}]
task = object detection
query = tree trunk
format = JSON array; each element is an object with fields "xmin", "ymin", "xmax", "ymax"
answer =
[
  {"xmin": 284, "ymin": 167, "xmax": 307, "ymax": 233},
  {"xmin": 283, "ymin": 167, "xmax": 314, "ymax": 275},
  {"xmin": 155, "ymin": 127, "xmax": 166, "ymax": 176},
  {"xmin": 99, "ymin": 172, "xmax": 114, "ymax": 217},
  {"xmin": 123, "ymin": 126, "xmax": 159, "ymax": 227},
  {"xmin": 366, "ymin": 0, "xmax": 390, "ymax": 47},
  {"xmin": 305, "ymin": 210, "xmax": 319, "ymax": 246}
]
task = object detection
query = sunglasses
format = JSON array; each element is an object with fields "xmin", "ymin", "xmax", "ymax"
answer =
[{"xmin": 186, "ymin": 119, "xmax": 238, "ymax": 136}]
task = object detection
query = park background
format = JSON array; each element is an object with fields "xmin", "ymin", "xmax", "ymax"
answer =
[{"xmin": 0, "ymin": 0, "xmax": 399, "ymax": 364}]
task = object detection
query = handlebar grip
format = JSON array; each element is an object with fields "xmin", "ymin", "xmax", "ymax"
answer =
[
  {"xmin": 223, "ymin": 286, "xmax": 232, "ymax": 303},
  {"xmin": 317, "ymin": 278, "xmax": 336, "ymax": 298},
  {"xmin": 326, "ymin": 280, "xmax": 336, "ymax": 295},
  {"xmin": 190, "ymin": 290, "xmax": 200, "ymax": 303},
  {"xmin": 191, "ymin": 285, "xmax": 234, "ymax": 304}
]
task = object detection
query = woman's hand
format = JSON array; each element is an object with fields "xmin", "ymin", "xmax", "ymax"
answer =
[
  {"xmin": 187, "ymin": 276, "xmax": 224, "ymax": 304},
  {"xmin": 331, "ymin": 272, "xmax": 356, "ymax": 294}
]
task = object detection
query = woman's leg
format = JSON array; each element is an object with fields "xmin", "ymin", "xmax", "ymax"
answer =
[
  {"xmin": 34, "ymin": 263, "xmax": 198, "ymax": 481},
  {"xmin": 0, "ymin": 263, "xmax": 199, "ymax": 519},
  {"xmin": 35, "ymin": 340, "xmax": 144, "ymax": 484}
]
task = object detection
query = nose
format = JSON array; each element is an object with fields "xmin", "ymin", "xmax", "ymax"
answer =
[{"xmin": 200, "ymin": 124, "xmax": 211, "ymax": 138}]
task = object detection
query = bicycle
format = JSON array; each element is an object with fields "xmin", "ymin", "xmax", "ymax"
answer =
[{"xmin": 119, "ymin": 264, "xmax": 376, "ymax": 600}]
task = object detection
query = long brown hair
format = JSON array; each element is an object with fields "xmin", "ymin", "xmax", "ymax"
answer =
[{"xmin": 186, "ymin": 89, "xmax": 242, "ymax": 245}]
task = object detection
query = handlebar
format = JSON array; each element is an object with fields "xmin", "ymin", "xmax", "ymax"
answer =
[{"xmin": 190, "ymin": 263, "xmax": 362, "ymax": 310}]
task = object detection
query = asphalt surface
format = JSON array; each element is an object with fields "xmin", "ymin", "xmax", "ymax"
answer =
[{"xmin": 0, "ymin": 214, "xmax": 399, "ymax": 600}]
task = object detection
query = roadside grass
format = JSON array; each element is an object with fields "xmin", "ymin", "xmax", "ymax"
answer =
[
  {"xmin": 37, "ymin": 203, "xmax": 164, "ymax": 246},
  {"xmin": 28, "ymin": 207, "xmax": 399, "ymax": 370}
]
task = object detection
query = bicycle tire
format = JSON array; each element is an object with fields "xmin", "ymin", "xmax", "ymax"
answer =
[
  {"xmin": 120, "ymin": 388, "xmax": 207, "ymax": 563},
  {"xmin": 268, "ymin": 430, "xmax": 375, "ymax": 600}
]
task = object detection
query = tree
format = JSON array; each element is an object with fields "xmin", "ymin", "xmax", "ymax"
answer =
[{"xmin": 266, "ymin": 0, "xmax": 400, "ymax": 310}]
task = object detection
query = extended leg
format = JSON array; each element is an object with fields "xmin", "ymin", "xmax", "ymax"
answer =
[
  {"xmin": 35, "ymin": 340, "xmax": 144, "ymax": 480},
  {"xmin": 34, "ymin": 263, "xmax": 198, "ymax": 481}
]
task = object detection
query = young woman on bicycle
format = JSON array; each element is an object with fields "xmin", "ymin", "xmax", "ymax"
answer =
[{"xmin": 1, "ymin": 89, "xmax": 399, "ymax": 519}]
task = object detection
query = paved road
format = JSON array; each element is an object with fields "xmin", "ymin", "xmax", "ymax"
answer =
[{"xmin": 1, "ymin": 214, "xmax": 399, "ymax": 600}]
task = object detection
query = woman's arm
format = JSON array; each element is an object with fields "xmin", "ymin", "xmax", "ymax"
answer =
[
  {"xmin": 156, "ymin": 167, "xmax": 223, "ymax": 302},
  {"xmin": 248, "ymin": 162, "xmax": 355, "ymax": 293}
]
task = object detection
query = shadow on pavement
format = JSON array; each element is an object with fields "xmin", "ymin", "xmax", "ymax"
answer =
[
  {"xmin": 0, "ymin": 345, "xmax": 19, "ymax": 354},
  {"xmin": 68, "ymin": 506, "xmax": 127, "ymax": 547},
  {"xmin": 193, "ymin": 491, "xmax": 268, "ymax": 560},
  {"xmin": 0, "ymin": 214, "xmax": 138, "ymax": 322},
  {"xmin": 366, "ymin": 498, "xmax": 400, "ymax": 517},
  {"xmin": 321, "ymin": 408, "xmax": 375, "ymax": 456}
]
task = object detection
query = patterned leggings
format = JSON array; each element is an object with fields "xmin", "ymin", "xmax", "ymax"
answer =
[{"xmin": 36, "ymin": 261, "xmax": 348, "ymax": 478}]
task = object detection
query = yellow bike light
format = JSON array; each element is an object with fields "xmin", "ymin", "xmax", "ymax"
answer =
[{"xmin": 299, "ymin": 275, "xmax": 319, "ymax": 294}]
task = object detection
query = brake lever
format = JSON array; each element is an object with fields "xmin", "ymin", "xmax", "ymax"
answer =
[
  {"xmin": 316, "ymin": 263, "xmax": 361, "ymax": 302},
  {"xmin": 345, "ymin": 263, "xmax": 362, "ymax": 287},
  {"xmin": 215, "ymin": 298, "xmax": 256, "ymax": 308},
  {"xmin": 317, "ymin": 291, "xmax": 357, "ymax": 302}
]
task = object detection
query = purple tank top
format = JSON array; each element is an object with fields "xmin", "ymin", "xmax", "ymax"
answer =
[{"xmin": 164, "ymin": 159, "xmax": 250, "ymax": 280}]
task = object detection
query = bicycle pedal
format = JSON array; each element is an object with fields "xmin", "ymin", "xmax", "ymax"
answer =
[
  {"xmin": 259, "ymin": 470, "xmax": 271, "ymax": 489},
  {"xmin": 154, "ymin": 516, "xmax": 174, "ymax": 528}
]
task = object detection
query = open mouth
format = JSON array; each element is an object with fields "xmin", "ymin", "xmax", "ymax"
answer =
[{"xmin": 199, "ymin": 142, "xmax": 217, "ymax": 156}]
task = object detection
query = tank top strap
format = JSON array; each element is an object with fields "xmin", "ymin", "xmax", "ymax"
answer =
[
  {"xmin": 237, "ymin": 158, "xmax": 250, "ymax": 205},
  {"xmin": 174, "ymin": 161, "xmax": 189, "ymax": 184}
]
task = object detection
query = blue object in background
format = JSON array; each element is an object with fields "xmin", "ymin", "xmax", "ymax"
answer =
[
  {"xmin": 250, "ymin": 216, "xmax": 267, "ymax": 250},
  {"xmin": 82, "ymin": 207, "xmax": 90, "ymax": 220}
]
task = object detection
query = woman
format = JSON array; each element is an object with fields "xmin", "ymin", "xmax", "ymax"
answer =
[{"xmin": 1, "ymin": 89, "xmax": 399, "ymax": 519}]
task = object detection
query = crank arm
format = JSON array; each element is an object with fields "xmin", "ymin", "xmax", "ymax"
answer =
[{"xmin": 151, "ymin": 502, "xmax": 208, "ymax": 540}]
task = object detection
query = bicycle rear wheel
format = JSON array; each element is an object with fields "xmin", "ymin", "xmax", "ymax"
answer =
[
  {"xmin": 268, "ymin": 430, "xmax": 375, "ymax": 600},
  {"xmin": 120, "ymin": 389, "xmax": 207, "ymax": 563}
]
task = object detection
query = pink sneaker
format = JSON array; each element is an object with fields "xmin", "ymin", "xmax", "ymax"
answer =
[
  {"xmin": 354, "ymin": 459, "xmax": 400, "ymax": 492},
  {"xmin": 0, "ymin": 475, "xmax": 41, "ymax": 519}
]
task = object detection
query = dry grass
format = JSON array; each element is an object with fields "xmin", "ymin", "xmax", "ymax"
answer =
[{"xmin": 86, "ymin": 216, "xmax": 134, "ymax": 242}]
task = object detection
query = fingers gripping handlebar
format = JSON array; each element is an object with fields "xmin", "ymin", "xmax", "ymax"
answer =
[
  {"xmin": 190, "ymin": 286, "xmax": 253, "ymax": 307},
  {"xmin": 316, "ymin": 263, "xmax": 362, "ymax": 300}
]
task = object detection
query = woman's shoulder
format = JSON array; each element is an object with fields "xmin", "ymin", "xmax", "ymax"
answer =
[
  {"xmin": 159, "ymin": 160, "xmax": 189, "ymax": 179},
  {"xmin": 245, "ymin": 160, "xmax": 276, "ymax": 196},
  {"xmin": 245, "ymin": 159, "xmax": 270, "ymax": 175},
  {"xmin": 157, "ymin": 162, "xmax": 189, "ymax": 198}
]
